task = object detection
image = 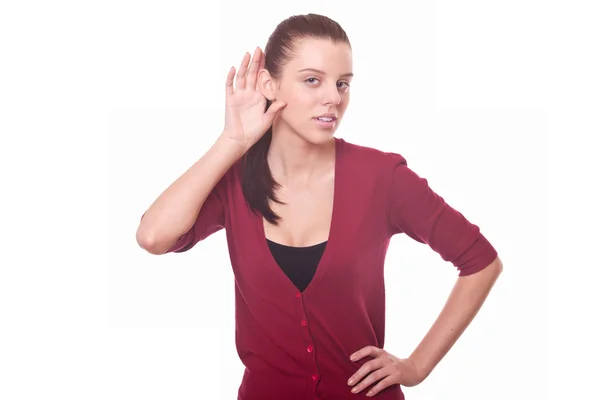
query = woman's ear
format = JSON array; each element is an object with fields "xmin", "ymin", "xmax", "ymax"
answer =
[{"xmin": 258, "ymin": 69, "xmax": 277, "ymax": 101}]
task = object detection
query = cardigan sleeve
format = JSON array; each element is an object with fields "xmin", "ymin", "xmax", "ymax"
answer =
[{"xmin": 387, "ymin": 155, "xmax": 498, "ymax": 276}]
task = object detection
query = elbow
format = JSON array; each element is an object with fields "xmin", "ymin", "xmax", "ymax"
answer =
[
  {"xmin": 136, "ymin": 212, "xmax": 172, "ymax": 255},
  {"xmin": 458, "ymin": 256, "xmax": 503, "ymax": 279},
  {"xmin": 136, "ymin": 227, "xmax": 168, "ymax": 255},
  {"xmin": 492, "ymin": 256, "xmax": 504, "ymax": 275},
  {"xmin": 480, "ymin": 256, "xmax": 503, "ymax": 282},
  {"xmin": 136, "ymin": 212, "xmax": 155, "ymax": 253}
]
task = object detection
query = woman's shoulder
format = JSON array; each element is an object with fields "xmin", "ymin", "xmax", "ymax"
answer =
[{"xmin": 337, "ymin": 137, "xmax": 408, "ymax": 171}]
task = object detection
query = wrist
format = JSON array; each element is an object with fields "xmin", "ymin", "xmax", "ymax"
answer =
[
  {"xmin": 407, "ymin": 354, "xmax": 432, "ymax": 382},
  {"xmin": 215, "ymin": 132, "xmax": 248, "ymax": 158}
]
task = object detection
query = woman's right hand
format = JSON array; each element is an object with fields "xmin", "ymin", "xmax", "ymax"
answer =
[{"xmin": 221, "ymin": 47, "xmax": 287, "ymax": 152}]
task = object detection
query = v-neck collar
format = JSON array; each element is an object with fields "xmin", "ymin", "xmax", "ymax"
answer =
[{"xmin": 253, "ymin": 137, "xmax": 344, "ymax": 296}]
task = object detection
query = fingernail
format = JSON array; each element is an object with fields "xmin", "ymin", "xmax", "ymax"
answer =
[
  {"xmin": 367, "ymin": 391, "xmax": 373, "ymax": 397},
  {"xmin": 348, "ymin": 378, "xmax": 354, "ymax": 385}
]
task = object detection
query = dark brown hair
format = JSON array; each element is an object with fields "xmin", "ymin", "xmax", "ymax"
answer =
[{"xmin": 241, "ymin": 13, "xmax": 351, "ymax": 225}]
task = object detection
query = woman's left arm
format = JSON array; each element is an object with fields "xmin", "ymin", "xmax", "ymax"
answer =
[
  {"xmin": 347, "ymin": 257, "xmax": 503, "ymax": 396},
  {"xmin": 409, "ymin": 256, "xmax": 503, "ymax": 381},
  {"xmin": 348, "ymin": 156, "xmax": 503, "ymax": 396}
]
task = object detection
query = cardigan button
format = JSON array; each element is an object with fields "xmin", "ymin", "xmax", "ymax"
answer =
[
  {"xmin": 311, "ymin": 373, "xmax": 319, "ymax": 381},
  {"xmin": 306, "ymin": 345, "xmax": 314, "ymax": 353},
  {"xmin": 301, "ymin": 320, "xmax": 307, "ymax": 327},
  {"xmin": 295, "ymin": 292, "xmax": 301, "ymax": 298}
]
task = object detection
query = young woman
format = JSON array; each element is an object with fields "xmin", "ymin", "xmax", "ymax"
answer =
[{"xmin": 136, "ymin": 13, "xmax": 503, "ymax": 400}]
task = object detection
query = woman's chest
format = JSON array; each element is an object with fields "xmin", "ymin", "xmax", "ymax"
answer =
[
  {"xmin": 264, "ymin": 178, "xmax": 334, "ymax": 248},
  {"xmin": 226, "ymin": 196, "xmax": 390, "ymax": 296}
]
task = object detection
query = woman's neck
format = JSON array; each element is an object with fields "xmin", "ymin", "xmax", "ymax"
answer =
[{"xmin": 267, "ymin": 127, "xmax": 335, "ymax": 187}]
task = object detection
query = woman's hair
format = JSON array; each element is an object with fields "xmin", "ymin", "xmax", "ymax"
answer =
[{"xmin": 241, "ymin": 13, "xmax": 351, "ymax": 225}]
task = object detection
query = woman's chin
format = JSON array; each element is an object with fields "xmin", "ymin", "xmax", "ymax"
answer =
[{"xmin": 301, "ymin": 126, "xmax": 338, "ymax": 145}]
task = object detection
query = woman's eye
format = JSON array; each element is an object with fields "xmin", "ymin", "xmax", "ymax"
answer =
[{"xmin": 304, "ymin": 78, "xmax": 350, "ymax": 90}]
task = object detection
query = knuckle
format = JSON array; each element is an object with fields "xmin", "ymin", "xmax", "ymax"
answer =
[{"xmin": 375, "ymin": 369, "xmax": 387, "ymax": 380}]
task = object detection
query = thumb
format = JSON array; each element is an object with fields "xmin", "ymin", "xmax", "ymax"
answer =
[{"xmin": 263, "ymin": 100, "xmax": 287, "ymax": 123}]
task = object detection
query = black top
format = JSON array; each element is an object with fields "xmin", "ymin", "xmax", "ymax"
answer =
[{"xmin": 266, "ymin": 239, "xmax": 327, "ymax": 292}]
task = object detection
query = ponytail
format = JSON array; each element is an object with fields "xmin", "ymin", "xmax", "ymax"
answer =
[{"xmin": 241, "ymin": 100, "xmax": 284, "ymax": 225}]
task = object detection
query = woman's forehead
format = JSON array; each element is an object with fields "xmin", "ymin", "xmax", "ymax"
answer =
[{"xmin": 283, "ymin": 39, "xmax": 353, "ymax": 75}]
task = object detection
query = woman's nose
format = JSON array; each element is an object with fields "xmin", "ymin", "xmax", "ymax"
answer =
[{"xmin": 322, "ymin": 85, "xmax": 341, "ymax": 106}]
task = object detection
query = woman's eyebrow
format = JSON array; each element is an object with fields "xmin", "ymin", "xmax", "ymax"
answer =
[{"xmin": 297, "ymin": 68, "xmax": 354, "ymax": 78}]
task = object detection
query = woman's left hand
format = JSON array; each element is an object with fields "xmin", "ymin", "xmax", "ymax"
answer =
[{"xmin": 347, "ymin": 346, "xmax": 425, "ymax": 397}]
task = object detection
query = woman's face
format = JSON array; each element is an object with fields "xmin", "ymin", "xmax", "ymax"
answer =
[{"xmin": 264, "ymin": 38, "xmax": 353, "ymax": 144}]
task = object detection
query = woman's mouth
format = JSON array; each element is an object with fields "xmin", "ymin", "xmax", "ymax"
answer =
[{"xmin": 313, "ymin": 116, "xmax": 337, "ymax": 129}]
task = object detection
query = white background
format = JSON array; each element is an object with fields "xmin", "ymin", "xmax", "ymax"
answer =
[{"xmin": 1, "ymin": 0, "xmax": 597, "ymax": 399}]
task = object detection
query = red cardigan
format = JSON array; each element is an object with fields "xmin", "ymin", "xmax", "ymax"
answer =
[{"xmin": 162, "ymin": 137, "xmax": 498, "ymax": 399}]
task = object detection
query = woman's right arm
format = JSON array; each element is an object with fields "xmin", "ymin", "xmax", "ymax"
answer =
[
  {"xmin": 136, "ymin": 135, "xmax": 244, "ymax": 255},
  {"xmin": 137, "ymin": 46, "xmax": 285, "ymax": 255}
]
